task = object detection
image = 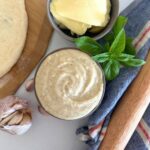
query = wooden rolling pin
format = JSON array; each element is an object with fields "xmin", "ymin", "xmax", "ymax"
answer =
[{"xmin": 100, "ymin": 51, "xmax": 150, "ymax": 150}]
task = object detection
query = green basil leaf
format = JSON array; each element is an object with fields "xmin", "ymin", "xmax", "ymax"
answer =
[
  {"xmin": 124, "ymin": 37, "xmax": 136, "ymax": 55},
  {"xmin": 74, "ymin": 36, "xmax": 102, "ymax": 56},
  {"xmin": 92, "ymin": 52, "xmax": 109, "ymax": 63},
  {"xmin": 110, "ymin": 29, "xmax": 126, "ymax": 54},
  {"xmin": 122, "ymin": 58, "xmax": 146, "ymax": 67},
  {"xmin": 103, "ymin": 42, "xmax": 110, "ymax": 51},
  {"xmin": 117, "ymin": 53, "xmax": 135, "ymax": 62},
  {"xmin": 103, "ymin": 60, "xmax": 120, "ymax": 80},
  {"xmin": 103, "ymin": 33, "xmax": 114, "ymax": 44},
  {"xmin": 113, "ymin": 16, "xmax": 128, "ymax": 37}
]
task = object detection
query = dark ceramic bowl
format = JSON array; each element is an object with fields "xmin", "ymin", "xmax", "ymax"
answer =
[
  {"xmin": 47, "ymin": 0, "xmax": 119, "ymax": 41},
  {"xmin": 34, "ymin": 48, "xmax": 106, "ymax": 120}
]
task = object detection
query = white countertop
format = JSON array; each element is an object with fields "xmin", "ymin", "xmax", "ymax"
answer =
[{"xmin": 0, "ymin": 0, "xmax": 134, "ymax": 150}]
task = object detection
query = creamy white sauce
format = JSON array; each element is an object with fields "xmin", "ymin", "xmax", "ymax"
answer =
[{"xmin": 35, "ymin": 49, "xmax": 105, "ymax": 120}]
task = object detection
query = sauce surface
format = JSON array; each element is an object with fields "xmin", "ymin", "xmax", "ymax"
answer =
[{"xmin": 35, "ymin": 49, "xmax": 104, "ymax": 120}]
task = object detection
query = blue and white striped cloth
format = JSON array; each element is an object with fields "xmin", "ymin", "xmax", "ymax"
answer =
[{"xmin": 76, "ymin": 0, "xmax": 150, "ymax": 149}]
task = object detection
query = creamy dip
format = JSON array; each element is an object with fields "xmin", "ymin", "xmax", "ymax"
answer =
[{"xmin": 35, "ymin": 49, "xmax": 105, "ymax": 120}]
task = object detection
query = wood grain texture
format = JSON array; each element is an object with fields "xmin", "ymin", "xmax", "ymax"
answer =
[
  {"xmin": 100, "ymin": 51, "xmax": 150, "ymax": 150},
  {"xmin": 0, "ymin": 0, "xmax": 53, "ymax": 99}
]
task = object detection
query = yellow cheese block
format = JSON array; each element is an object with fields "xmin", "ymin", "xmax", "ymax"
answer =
[
  {"xmin": 52, "ymin": 0, "xmax": 111, "ymax": 26},
  {"xmin": 51, "ymin": 3, "xmax": 91, "ymax": 35}
]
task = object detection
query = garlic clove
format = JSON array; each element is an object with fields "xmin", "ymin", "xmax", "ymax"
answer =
[
  {"xmin": 0, "ymin": 96, "xmax": 28, "ymax": 119},
  {"xmin": 1, "ymin": 112, "xmax": 32, "ymax": 135},
  {"xmin": 38, "ymin": 106, "xmax": 49, "ymax": 116},
  {"xmin": 0, "ymin": 95, "xmax": 32, "ymax": 135},
  {"xmin": 25, "ymin": 79, "xmax": 34, "ymax": 92},
  {"xmin": 8, "ymin": 112, "xmax": 23, "ymax": 125},
  {"xmin": 20, "ymin": 113, "xmax": 31, "ymax": 125},
  {"xmin": 12, "ymin": 102, "xmax": 28, "ymax": 110},
  {"xmin": 0, "ymin": 111, "xmax": 18, "ymax": 126},
  {"xmin": 22, "ymin": 108, "xmax": 31, "ymax": 114}
]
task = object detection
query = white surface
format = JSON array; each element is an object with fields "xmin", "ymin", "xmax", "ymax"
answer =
[{"xmin": 0, "ymin": 0, "xmax": 134, "ymax": 150}]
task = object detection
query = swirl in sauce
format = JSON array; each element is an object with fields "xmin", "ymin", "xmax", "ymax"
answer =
[{"xmin": 35, "ymin": 49, "xmax": 105, "ymax": 120}]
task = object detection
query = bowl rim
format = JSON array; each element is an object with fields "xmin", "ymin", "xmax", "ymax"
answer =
[
  {"xmin": 47, "ymin": 0, "xmax": 119, "ymax": 41},
  {"xmin": 34, "ymin": 48, "xmax": 106, "ymax": 121}
]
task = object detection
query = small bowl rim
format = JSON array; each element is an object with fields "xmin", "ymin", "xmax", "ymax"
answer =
[
  {"xmin": 34, "ymin": 48, "xmax": 106, "ymax": 121},
  {"xmin": 47, "ymin": 0, "xmax": 119, "ymax": 41}
]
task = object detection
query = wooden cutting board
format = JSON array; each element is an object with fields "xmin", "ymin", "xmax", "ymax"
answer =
[{"xmin": 0, "ymin": 0, "xmax": 53, "ymax": 99}]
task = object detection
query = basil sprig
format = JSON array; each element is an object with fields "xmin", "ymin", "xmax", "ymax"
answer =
[
  {"xmin": 74, "ymin": 36, "xmax": 102, "ymax": 55},
  {"xmin": 74, "ymin": 16, "xmax": 146, "ymax": 80}
]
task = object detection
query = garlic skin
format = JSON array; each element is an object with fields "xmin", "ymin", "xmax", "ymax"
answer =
[
  {"xmin": 0, "ymin": 96, "xmax": 28, "ymax": 119},
  {"xmin": 3, "ymin": 123, "xmax": 32, "ymax": 135},
  {"xmin": 38, "ymin": 106, "xmax": 49, "ymax": 116},
  {"xmin": 0, "ymin": 96, "xmax": 32, "ymax": 135},
  {"xmin": 25, "ymin": 79, "xmax": 34, "ymax": 92}
]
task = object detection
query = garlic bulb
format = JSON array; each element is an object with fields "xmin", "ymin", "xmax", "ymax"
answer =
[{"xmin": 0, "ymin": 96, "xmax": 32, "ymax": 135}]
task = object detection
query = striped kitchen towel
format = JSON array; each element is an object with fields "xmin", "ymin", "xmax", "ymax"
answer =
[{"xmin": 76, "ymin": 0, "xmax": 150, "ymax": 149}]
